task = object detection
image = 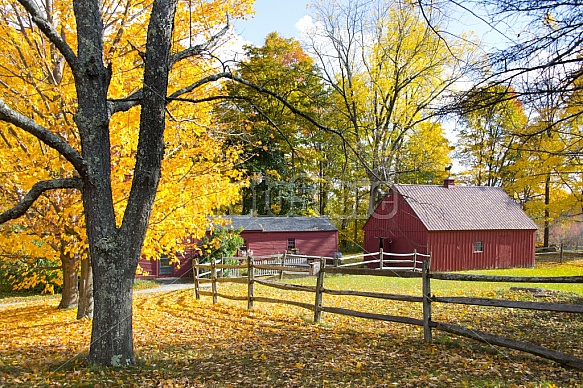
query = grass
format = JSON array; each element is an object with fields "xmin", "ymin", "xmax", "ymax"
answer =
[
  {"xmin": 133, "ymin": 279, "xmax": 161, "ymax": 291},
  {"xmin": 281, "ymin": 259, "xmax": 583, "ymax": 298},
  {"xmin": 0, "ymin": 260, "xmax": 582, "ymax": 387},
  {"xmin": 457, "ymin": 259, "xmax": 583, "ymax": 295}
]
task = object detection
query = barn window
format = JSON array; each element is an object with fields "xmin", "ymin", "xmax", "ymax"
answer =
[
  {"xmin": 473, "ymin": 241, "xmax": 483, "ymax": 253},
  {"xmin": 287, "ymin": 238, "xmax": 296, "ymax": 250},
  {"xmin": 159, "ymin": 256, "xmax": 173, "ymax": 275}
]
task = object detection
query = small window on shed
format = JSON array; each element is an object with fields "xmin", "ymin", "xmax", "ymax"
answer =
[
  {"xmin": 159, "ymin": 256, "xmax": 173, "ymax": 275},
  {"xmin": 287, "ymin": 238, "xmax": 296, "ymax": 250},
  {"xmin": 473, "ymin": 241, "xmax": 483, "ymax": 253}
]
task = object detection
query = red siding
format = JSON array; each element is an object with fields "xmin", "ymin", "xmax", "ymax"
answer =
[
  {"xmin": 137, "ymin": 228, "xmax": 338, "ymax": 279},
  {"xmin": 427, "ymin": 230, "xmax": 535, "ymax": 271},
  {"xmin": 364, "ymin": 190, "xmax": 429, "ymax": 261},
  {"xmin": 137, "ymin": 253, "xmax": 193, "ymax": 279},
  {"xmin": 138, "ymin": 259, "xmax": 158, "ymax": 277},
  {"xmin": 242, "ymin": 230, "xmax": 338, "ymax": 257},
  {"xmin": 363, "ymin": 190, "xmax": 537, "ymax": 272}
]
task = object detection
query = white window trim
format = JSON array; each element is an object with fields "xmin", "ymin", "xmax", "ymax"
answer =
[{"xmin": 473, "ymin": 241, "xmax": 483, "ymax": 253}]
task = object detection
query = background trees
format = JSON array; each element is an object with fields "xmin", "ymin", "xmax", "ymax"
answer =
[
  {"xmin": 213, "ymin": 0, "xmax": 476, "ymax": 250},
  {"xmin": 455, "ymin": 84, "xmax": 528, "ymax": 187},
  {"xmin": 426, "ymin": 0, "xmax": 583, "ymax": 246},
  {"xmin": 215, "ymin": 32, "xmax": 329, "ymax": 216},
  {"xmin": 304, "ymin": 0, "xmax": 471, "ymax": 215}
]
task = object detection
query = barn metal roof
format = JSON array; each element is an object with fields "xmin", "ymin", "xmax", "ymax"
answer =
[
  {"xmin": 216, "ymin": 215, "xmax": 338, "ymax": 232},
  {"xmin": 393, "ymin": 184, "xmax": 538, "ymax": 231}
]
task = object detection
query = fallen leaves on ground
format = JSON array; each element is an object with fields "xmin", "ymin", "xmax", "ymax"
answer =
[{"xmin": 0, "ymin": 280, "xmax": 582, "ymax": 387}]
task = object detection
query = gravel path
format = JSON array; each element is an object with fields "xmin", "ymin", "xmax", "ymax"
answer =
[
  {"xmin": 0, "ymin": 278, "xmax": 197, "ymax": 308},
  {"xmin": 135, "ymin": 279, "xmax": 195, "ymax": 294}
]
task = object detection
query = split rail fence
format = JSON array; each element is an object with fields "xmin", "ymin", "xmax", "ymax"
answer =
[{"xmin": 193, "ymin": 252, "xmax": 583, "ymax": 370}]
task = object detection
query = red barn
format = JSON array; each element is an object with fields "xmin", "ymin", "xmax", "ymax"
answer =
[
  {"xmin": 137, "ymin": 216, "xmax": 339, "ymax": 278},
  {"xmin": 224, "ymin": 215, "xmax": 339, "ymax": 258},
  {"xmin": 363, "ymin": 179, "xmax": 538, "ymax": 271},
  {"xmin": 137, "ymin": 248, "xmax": 195, "ymax": 279}
]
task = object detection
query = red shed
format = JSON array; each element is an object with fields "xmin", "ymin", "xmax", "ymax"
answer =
[
  {"xmin": 137, "ymin": 250, "xmax": 194, "ymax": 279},
  {"xmin": 224, "ymin": 215, "xmax": 339, "ymax": 258},
  {"xmin": 363, "ymin": 179, "xmax": 538, "ymax": 271},
  {"xmin": 137, "ymin": 216, "xmax": 339, "ymax": 279}
]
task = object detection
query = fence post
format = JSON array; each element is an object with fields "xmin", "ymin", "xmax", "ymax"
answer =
[
  {"xmin": 211, "ymin": 258, "xmax": 218, "ymax": 305},
  {"xmin": 193, "ymin": 258, "xmax": 200, "ymax": 300},
  {"xmin": 379, "ymin": 247, "xmax": 384, "ymax": 270},
  {"xmin": 422, "ymin": 256, "xmax": 432, "ymax": 342},
  {"xmin": 314, "ymin": 257, "xmax": 326, "ymax": 323},
  {"xmin": 560, "ymin": 243, "xmax": 564, "ymax": 263},
  {"xmin": 247, "ymin": 256, "xmax": 254, "ymax": 310},
  {"xmin": 413, "ymin": 249, "xmax": 417, "ymax": 271},
  {"xmin": 280, "ymin": 252, "xmax": 286, "ymax": 280}
]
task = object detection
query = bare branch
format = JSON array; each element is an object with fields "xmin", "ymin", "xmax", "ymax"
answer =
[
  {"xmin": 16, "ymin": 0, "xmax": 78, "ymax": 72},
  {"xmin": 169, "ymin": 68, "xmax": 376, "ymax": 178},
  {"xmin": 220, "ymin": 73, "xmax": 375, "ymax": 178},
  {"xmin": 169, "ymin": 23, "xmax": 230, "ymax": 67},
  {"xmin": 0, "ymin": 177, "xmax": 82, "ymax": 224},
  {"xmin": 108, "ymin": 21, "xmax": 231, "ymax": 114},
  {"xmin": 168, "ymin": 71, "xmax": 232, "ymax": 100},
  {"xmin": 0, "ymin": 98, "xmax": 87, "ymax": 177}
]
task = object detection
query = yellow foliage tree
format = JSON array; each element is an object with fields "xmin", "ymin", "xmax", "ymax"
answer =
[
  {"xmin": 0, "ymin": 0, "xmax": 85, "ymax": 307},
  {"xmin": 306, "ymin": 0, "xmax": 476, "ymax": 214},
  {"xmin": 0, "ymin": 0, "xmax": 252, "ymax": 364},
  {"xmin": 0, "ymin": 0, "xmax": 247, "ymax": 308}
]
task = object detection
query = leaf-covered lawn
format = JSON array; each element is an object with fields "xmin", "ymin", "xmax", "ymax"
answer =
[{"xmin": 1, "ymin": 263, "xmax": 582, "ymax": 387}]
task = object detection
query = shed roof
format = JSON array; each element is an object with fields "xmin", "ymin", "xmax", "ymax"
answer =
[
  {"xmin": 217, "ymin": 215, "xmax": 338, "ymax": 233},
  {"xmin": 392, "ymin": 184, "xmax": 538, "ymax": 231}
]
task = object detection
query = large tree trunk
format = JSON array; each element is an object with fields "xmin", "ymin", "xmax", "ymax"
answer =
[
  {"xmin": 77, "ymin": 257, "xmax": 93, "ymax": 319},
  {"xmin": 367, "ymin": 179, "xmax": 382, "ymax": 217},
  {"xmin": 73, "ymin": 0, "xmax": 120, "ymax": 362},
  {"xmin": 71, "ymin": 0, "xmax": 176, "ymax": 366},
  {"xmin": 58, "ymin": 252, "xmax": 78, "ymax": 309},
  {"xmin": 87, "ymin": 248, "xmax": 135, "ymax": 366}
]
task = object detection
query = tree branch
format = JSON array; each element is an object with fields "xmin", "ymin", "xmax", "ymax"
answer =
[
  {"xmin": 0, "ymin": 177, "xmax": 83, "ymax": 224},
  {"xmin": 0, "ymin": 99, "xmax": 87, "ymax": 177},
  {"xmin": 108, "ymin": 90, "xmax": 143, "ymax": 114},
  {"xmin": 167, "ymin": 70, "xmax": 376, "ymax": 180},
  {"xmin": 16, "ymin": 0, "xmax": 78, "ymax": 72},
  {"xmin": 107, "ymin": 21, "xmax": 230, "ymax": 114},
  {"xmin": 221, "ymin": 73, "xmax": 376, "ymax": 179},
  {"xmin": 168, "ymin": 72, "xmax": 233, "ymax": 100},
  {"xmin": 169, "ymin": 23, "xmax": 230, "ymax": 67}
]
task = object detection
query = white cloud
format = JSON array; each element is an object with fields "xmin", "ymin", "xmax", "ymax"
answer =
[
  {"xmin": 214, "ymin": 27, "xmax": 250, "ymax": 62},
  {"xmin": 295, "ymin": 15, "xmax": 315, "ymax": 37}
]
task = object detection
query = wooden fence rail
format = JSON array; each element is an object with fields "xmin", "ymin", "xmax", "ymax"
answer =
[{"xmin": 192, "ymin": 254, "xmax": 583, "ymax": 370}]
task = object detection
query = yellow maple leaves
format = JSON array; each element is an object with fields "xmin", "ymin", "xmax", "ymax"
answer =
[
  {"xmin": 1, "ymin": 275, "xmax": 581, "ymax": 386},
  {"xmin": 0, "ymin": 0, "xmax": 254, "ymax": 291}
]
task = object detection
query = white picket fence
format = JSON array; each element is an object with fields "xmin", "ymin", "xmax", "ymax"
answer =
[
  {"xmin": 346, "ymin": 249, "xmax": 430, "ymax": 272},
  {"xmin": 195, "ymin": 249, "xmax": 428, "ymax": 280}
]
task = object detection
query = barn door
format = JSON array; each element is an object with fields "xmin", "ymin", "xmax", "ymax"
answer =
[
  {"xmin": 380, "ymin": 237, "xmax": 392, "ymax": 253},
  {"xmin": 498, "ymin": 234, "xmax": 512, "ymax": 268}
]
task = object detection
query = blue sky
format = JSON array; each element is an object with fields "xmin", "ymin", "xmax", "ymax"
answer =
[
  {"xmin": 233, "ymin": 0, "xmax": 311, "ymax": 46},
  {"xmin": 232, "ymin": 1, "xmax": 508, "ymax": 49}
]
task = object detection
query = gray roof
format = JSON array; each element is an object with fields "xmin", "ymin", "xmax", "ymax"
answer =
[
  {"xmin": 393, "ymin": 184, "xmax": 538, "ymax": 231},
  {"xmin": 216, "ymin": 215, "xmax": 338, "ymax": 232}
]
